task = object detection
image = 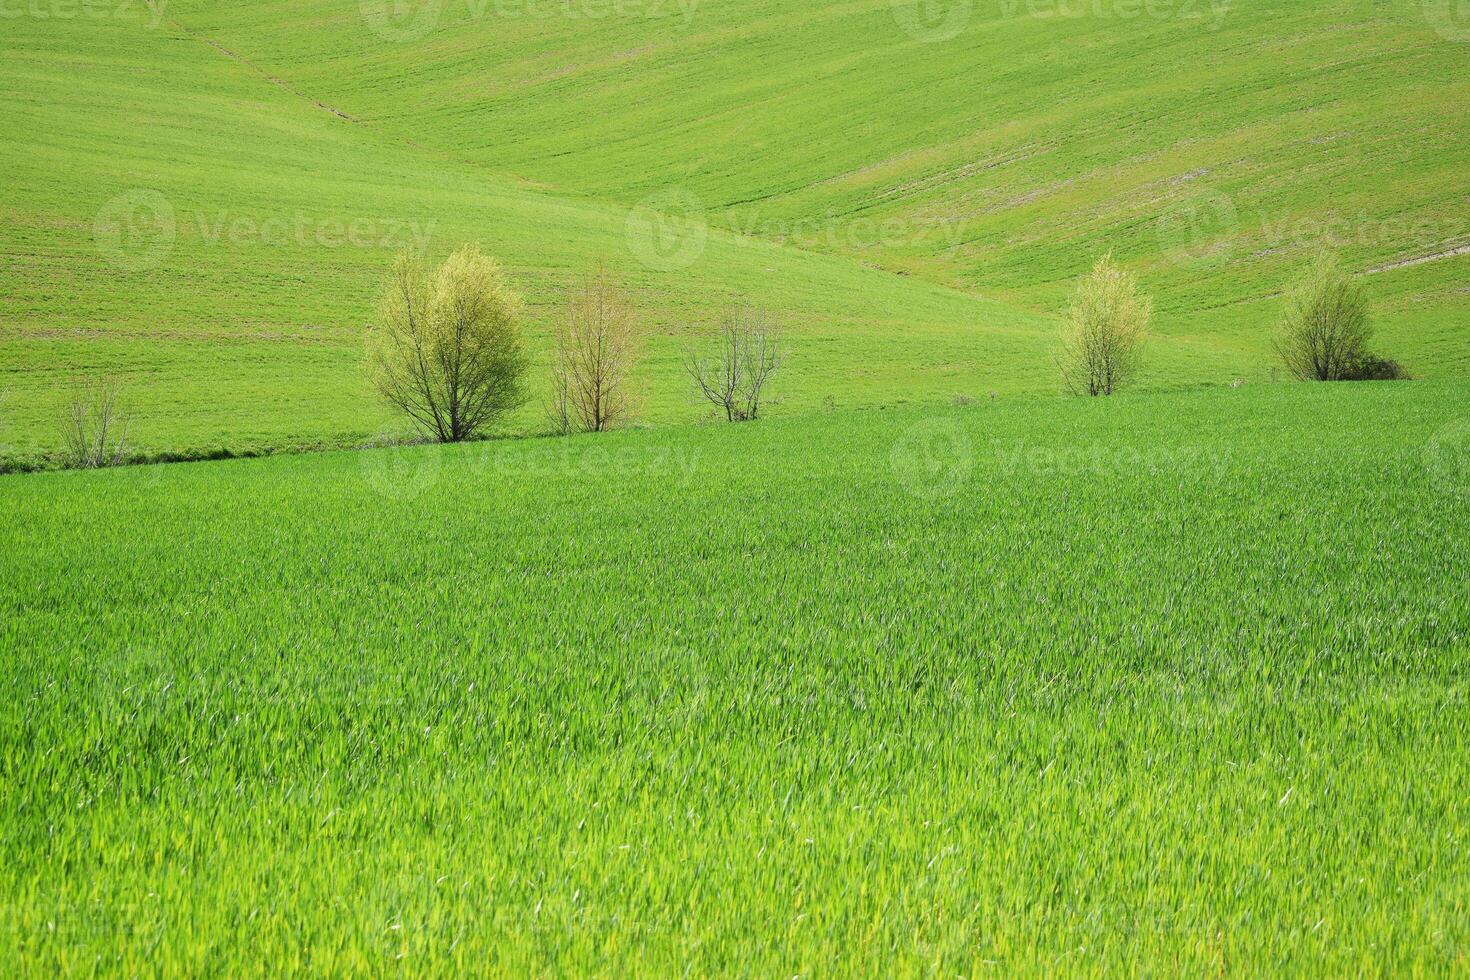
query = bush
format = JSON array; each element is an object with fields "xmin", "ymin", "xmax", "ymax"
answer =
[
  {"xmin": 1342, "ymin": 353, "xmax": 1410, "ymax": 381},
  {"xmin": 366, "ymin": 244, "xmax": 528, "ymax": 443},
  {"xmin": 549, "ymin": 267, "xmax": 643, "ymax": 434},
  {"xmin": 685, "ymin": 305, "xmax": 782, "ymax": 422},
  {"xmin": 60, "ymin": 378, "xmax": 130, "ymax": 468},
  {"xmin": 1058, "ymin": 253, "xmax": 1150, "ymax": 396},
  {"xmin": 1274, "ymin": 252, "xmax": 1373, "ymax": 381}
]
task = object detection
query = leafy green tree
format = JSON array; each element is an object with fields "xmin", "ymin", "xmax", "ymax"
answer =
[
  {"xmin": 1058, "ymin": 253, "xmax": 1150, "ymax": 396},
  {"xmin": 1274, "ymin": 252, "xmax": 1372, "ymax": 381},
  {"xmin": 367, "ymin": 244, "xmax": 528, "ymax": 442}
]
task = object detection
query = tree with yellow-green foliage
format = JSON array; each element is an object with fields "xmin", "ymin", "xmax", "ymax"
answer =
[{"xmin": 366, "ymin": 244, "xmax": 528, "ymax": 442}]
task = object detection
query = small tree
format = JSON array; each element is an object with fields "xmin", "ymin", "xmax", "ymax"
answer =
[
  {"xmin": 685, "ymin": 305, "xmax": 782, "ymax": 422},
  {"xmin": 61, "ymin": 378, "xmax": 130, "ymax": 468},
  {"xmin": 549, "ymin": 267, "xmax": 643, "ymax": 434},
  {"xmin": 1058, "ymin": 253, "xmax": 1150, "ymax": 396},
  {"xmin": 367, "ymin": 244, "xmax": 528, "ymax": 443},
  {"xmin": 1274, "ymin": 252, "xmax": 1372, "ymax": 381}
]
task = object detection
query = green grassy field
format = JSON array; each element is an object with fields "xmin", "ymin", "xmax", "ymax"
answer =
[
  {"xmin": 0, "ymin": 8, "xmax": 1073, "ymax": 462},
  {"xmin": 173, "ymin": 0, "xmax": 1470, "ymax": 328},
  {"xmin": 3, "ymin": 1, "xmax": 1467, "ymax": 463},
  {"xmin": 4, "ymin": 382, "xmax": 1468, "ymax": 972},
  {"xmin": 4, "ymin": 1, "xmax": 1469, "ymax": 971}
]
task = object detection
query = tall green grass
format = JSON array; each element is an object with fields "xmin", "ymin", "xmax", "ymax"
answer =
[{"xmin": 3, "ymin": 382, "xmax": 1467, "ymax": 973}]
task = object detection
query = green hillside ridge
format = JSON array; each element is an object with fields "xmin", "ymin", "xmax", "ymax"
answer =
[
  {"xmin": 2, "ymin": 1, "xmax": 1467, "ymax": 461},
  {"xmin": 0, "ymin": 12, "xmax": 1072, "ymax": 459},
  {"xmin": 166, "ymin": 0, "xmax": 1470, "ymax": 359}
]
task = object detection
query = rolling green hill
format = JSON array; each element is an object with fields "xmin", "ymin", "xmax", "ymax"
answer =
[
  {"xmin": 164, "ymin": 0, "xmax": 1470, "ymax": 356},
  {"xmin": 0, "ymin": 10, "xmax": 1063, "ymax": 460},
  {"xmin": 2, "ymin": 1, "xmax": 1467, "ymax": 461}
]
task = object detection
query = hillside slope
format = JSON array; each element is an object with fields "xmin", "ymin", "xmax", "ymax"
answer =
[
  {"xmin": 0, "ymin": 12, "xmax": 1084, "ymax": 459},
  {"xmin": 167, "ymin": 0, "xmax": 1470, "ymax": 370},
  {"xmin": 2, "ymin": 2, "xmax": 1467, "ymax": 459}
]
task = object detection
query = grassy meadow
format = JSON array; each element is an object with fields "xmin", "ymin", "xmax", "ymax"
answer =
[
  {"xmin": 4, "ymin": 0, "xmax": 1470, "ymax": 973},
  {"xmin": 3, "ymin": 1, "xmax": 1468, "ymax": 463},
  {"xmin": 160, "ymin": 0, "xmax": 1470, "ymax": 359},
  {"xmin": 3, "ymin": 382, "xmax": 1469, "ymax": 972}
]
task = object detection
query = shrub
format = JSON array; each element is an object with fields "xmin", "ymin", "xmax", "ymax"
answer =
[
  {"xmin": 549, "ymin": 267, "xmax": 643, "ymax": 434},
  {"xmin": 685, "ymin": 305, "xmax": 782, "ymax": 422},
  {"xmin": 366, "ymin": 244, "xmax": 528, "ymax": 443},
  {"xmin": 1058, "ymin": 253, "xmax": 1150, "ymax": 396},
  {"xmin": 61, "ymin": 378, "xmax": 130, "ymax": 468},
  {"xmin": 1342, "ymin": 353, "xmax": 1410, "ymax": 381},
  {"xmin": 1274, "ymin": 252, "xmax": 1373, "ymax": 381}
]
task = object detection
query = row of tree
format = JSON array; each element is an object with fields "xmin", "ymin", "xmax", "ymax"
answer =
[
  {"xmin": 1058, "ymin": 250, "xmax": 1403, "ymax": 397},
  {"xmin": 366, "ymin": 245, "xmax": 783, "ymax": 444},
  {"xmin": 41, "ymin": 246, "xmax": 1404, "ymax": 471}
]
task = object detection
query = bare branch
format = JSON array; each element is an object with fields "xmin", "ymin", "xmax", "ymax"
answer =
[{"xmin": 685, "ymin": 304, "xmax": 783, "ymax": 421}]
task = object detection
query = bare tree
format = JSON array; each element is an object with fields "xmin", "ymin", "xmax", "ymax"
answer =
[
  {"xmin": 367, "ymin": 244, "xmax": 528, "ymax": 442},
  {"xmin": 1058, "ymin": 253, "xmax": 1150, "ymax": 397},
  {"xmin": 685, "ymin": 305, "xmax": 782, "ymax": 422},
  {"xmin": 549, "ymin": 266, "xmax": 643, "ymax": 434},
  {"xmin": 61, "ymin": 378, "xmax": 130, "ymax": 468},
  {"xmin": 1275, "ymin": 252, "xmax": 1373, "ymax": 381}
]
